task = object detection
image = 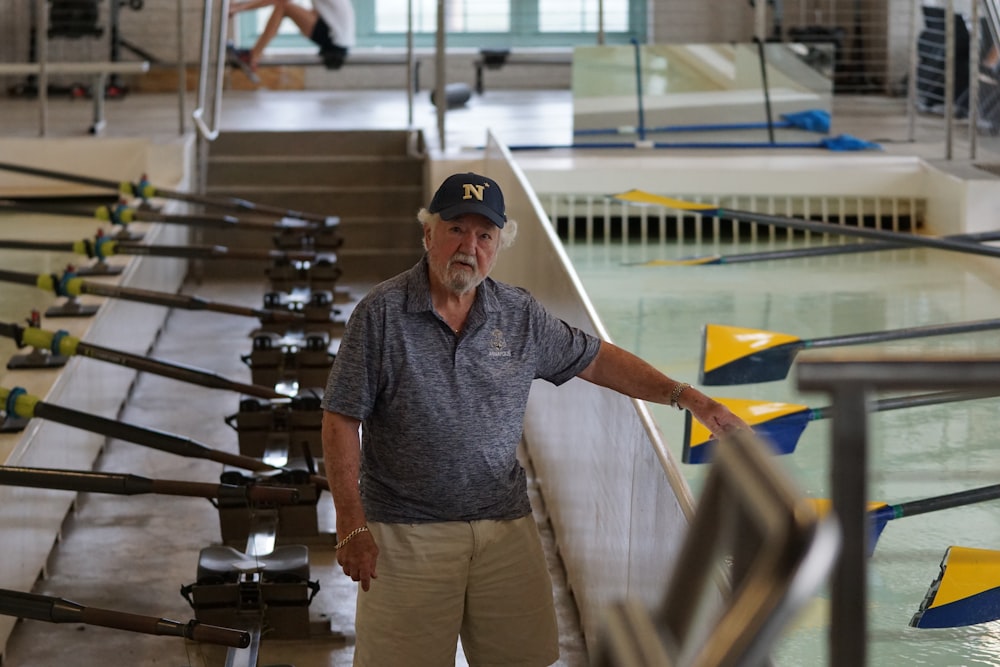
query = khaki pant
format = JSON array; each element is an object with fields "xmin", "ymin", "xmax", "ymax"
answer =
[{"xmin": 353, "ymin": 516, "xmax": 559, "ymax": 667}]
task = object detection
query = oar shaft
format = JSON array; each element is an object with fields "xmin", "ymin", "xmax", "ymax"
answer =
[
  {"xmin": 74, "ymin": 281, "xmax": 299, "ymax": 322},
  {"xmin": 0, "ymin": 466, "xmax": 299, "ymax": 503},
  {"xmin": 73, "ymin": 340, "xmax": 284, "ymax": 399},
  {"xmin": 718, "ymin": 208, "xmax": 1000, "ymax": 261},
  {"xmin": 890, "ymin": 483, "xmax": 1000, "ymax": 520},
  {"xmin": 0, "ymin": 268, "xmax": 45, "ymax": 287},
  {"xmin": 147, "ymin": 185, "xmax": 329, "ymax": 224},
  {"xmin": 0, "ymin": 466, "xmax": 215, "ymax": 498},
  {"xmin": 28, "ymin": 400, "xmax": 278, "ymax": 474},
  {"xmin": 78, "ymin": 607, "xmax": 250, "ymax": 647},
  {"xmin": 0, "ymin": 160, "xmax": 119, "ymax": 191},
  {"xmin": 0, "ymin": 239, "xmax": 73, "ymax": 252},
  {"xmin": 0, "ymin": 588, "xmax": 251, "ymax": 647},
  {"xmin": 811, "ymin": 389, "xmax": 999, "ymax": 419},
  {"xmin": 0, "ymin": 199, "xmax": 285, "ymax": 232},
  {"xmin": 4, "ymin": 314, "xmax": 289, "ymax": 400},
  {"xmin": 115, "ymin": 245, "xmax": 317, "ymax": 262},
  {"xmin": 808, "ymin": 318, "xmax": 1000, "ymax": 350},
  {"xmin": 0, "ymin": 160, "xmax": 328, "ymax": 225},
  {"xmin": 715, "ymin": 230, "xmax": 1000, "ymax": 265}
]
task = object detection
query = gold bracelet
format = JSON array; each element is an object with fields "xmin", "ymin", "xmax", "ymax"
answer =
[
  {"xmin": 335, "ymin": 525, "xmax": 369, "ymax": 551},
  {"xmin": 669, "ymin": 382, "xmax": 691, "ymax": 410}
]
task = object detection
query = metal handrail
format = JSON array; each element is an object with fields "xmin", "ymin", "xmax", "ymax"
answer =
[
  {"xmin": 192, "ymin": 0, "xmax": 230, "ymax": 141},
  {"xmin": 796, "ymin": 353, "xmax": 1000, "ymax": 667}
]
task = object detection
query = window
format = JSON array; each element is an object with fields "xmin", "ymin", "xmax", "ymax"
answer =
[{"xmin": 235, "ymin": 0, "xmax": 643, "ymax": 52}]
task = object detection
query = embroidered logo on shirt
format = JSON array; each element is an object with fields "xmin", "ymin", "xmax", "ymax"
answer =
[{"xmin": 488, "ymin": 328, "xmax": 511, "ymax": 357}]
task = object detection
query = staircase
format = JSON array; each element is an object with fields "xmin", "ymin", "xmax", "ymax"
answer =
[{"xmin": 201, "ymin": 129, "xmax": 428, "ymax": 283}]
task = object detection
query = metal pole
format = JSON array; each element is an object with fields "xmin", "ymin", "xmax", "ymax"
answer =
[
  {"xmin": 435, "ymin": 0, "xmax": 446, "ymax": 152},
  {"xmin": 754, "ymin": 0, "xmax": 768, "ymax": 42},
  {"xmin": 828, "ymin": 384, "xmax": 869, "ymax": 667},
  {"xmin": 37, "ymin": 0, "xmax": 48, "ymax": 136},
  {"xmin": 945, "ymin": 0, "xmax": 955, "ymax": 160},
  {"xmin": 597, "ymin": 0, "xmax": 604, "ymax": 45},
  {"xmin": 177, "ymin": 0, "xmax": 186, "ymax": 135},
  {"xmin": 907, "ymin": 0, "xmax": 919, "ymax": 143},
  {"xmin": 970, "ymin": 0, "xmax": 981, "ymax": 159},
  {"xmin": 407, "ymin": 0, "xmax": 413, "ymax": 127}
]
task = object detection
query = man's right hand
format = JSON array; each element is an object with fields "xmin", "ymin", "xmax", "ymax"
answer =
[{"xmin": 337, "ymin": 531, "xmax": 379, "ymax": 591}]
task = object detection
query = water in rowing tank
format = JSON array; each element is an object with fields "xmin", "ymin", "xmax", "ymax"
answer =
[{"xmin": 567, "ymin": 237, "xmax": 1000, "ymax": 666}]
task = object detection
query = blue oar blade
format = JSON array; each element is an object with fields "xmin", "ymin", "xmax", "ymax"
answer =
[
  {"xmin": 683, "ymin": 406, "xmax": 813, "ymax": 464},
  {"xmin": 700, "ymin": 344, "xmax": 802, "ymax": 385},
  {"xmin": 911, "ymin": 547, "xmax": 1000, "ymax": 628},
  {"xmin": 868, "ymin": 505, "xmax": 894, "ymax": 557}
]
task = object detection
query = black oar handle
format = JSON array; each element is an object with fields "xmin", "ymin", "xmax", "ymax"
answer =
[
  {"xmin": 0, "ymin": 589, "xmax": 249, "ymax": 648},
  {"xmin": 893, "ymin": 482, "xmax": 1000, "ymax": 519},
  {"xmin": 80, "ymin": 607, "xmax": 251, "ymax": 648},
  {"xmin": 0, "ymin": 239, "xmax": 74, "ymax": 252},
  {"xmin": 0, "ymin": 466, "xmax": 299, "ymax": 504},
  {"xmin": 0, "ymin": 268, "xmax": 46, "ymax": 287}
]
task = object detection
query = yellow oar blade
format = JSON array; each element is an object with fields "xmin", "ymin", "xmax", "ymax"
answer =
[
  {"xmin": 612, "ymin": 190, "xmax": 719, "ymax": 213},
  {"xmin": 626, "ymin": 256, "xmax": 724, "ymax": 267},
  {"xmin": 683, "ymin": 397, "xmax": 813, "ymax": 463},
  {"xmin": 911, "ymin": 546, "xmax": 1000, "ymax": 628},
  {"xmin": 805, "ymin": 499, "xmax": 887, "ymax": 518},
  {"xmin": 701, "ymin": 324, "xmax": 803, "ymax": 385}
]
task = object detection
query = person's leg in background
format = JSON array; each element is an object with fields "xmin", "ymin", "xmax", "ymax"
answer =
[{"xmin": 230, "ymin": 0, "xmax": 319, "ymax": 69}]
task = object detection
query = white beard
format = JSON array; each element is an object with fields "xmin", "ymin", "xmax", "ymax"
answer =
[{"xmin": 439, "ymin": 252, "xmax": 483, "ymax": 295}]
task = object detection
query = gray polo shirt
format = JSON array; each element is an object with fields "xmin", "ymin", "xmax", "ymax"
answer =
[{"xmin": 322, "ymin": 257, "xmax": 601, "ymax": 523}]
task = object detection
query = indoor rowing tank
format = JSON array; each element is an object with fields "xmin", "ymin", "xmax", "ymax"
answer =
[{"xmin": 569, "ymin": 235, "xmax": 1000, "ymax": 666}]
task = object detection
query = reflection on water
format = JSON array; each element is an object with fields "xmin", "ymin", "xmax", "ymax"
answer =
[{"xmin": 568, "ymin": 238, "xmax": 1000, "ymax": 666}]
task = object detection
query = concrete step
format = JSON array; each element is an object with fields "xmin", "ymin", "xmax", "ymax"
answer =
[
  {"xmin": 204, "ymin": 185, "xmax": 424, "ymax": 219},
  {"xmin": 210, "ymin": 129, "xmax": 424, "ymax": 158},
  {"xmin": 338, "ymin": 216, "xmax": 422, "ymax": 249},
  {"xmin": 206, "ymin": 155, "xmax": 424, "ymax": 189},
  {"xmin": 336, "ymin": 248, "xmax": 425, "ymax": 282}
]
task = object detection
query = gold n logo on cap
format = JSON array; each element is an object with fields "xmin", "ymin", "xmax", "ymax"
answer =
[{"xmin": 462, "ymin": 183, "xmax": 488, "ymax": 201}]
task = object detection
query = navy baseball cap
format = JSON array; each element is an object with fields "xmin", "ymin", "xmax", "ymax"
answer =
[{"xmin": 428, "ymin": 172, "xmax": 507, "ymax": 228}]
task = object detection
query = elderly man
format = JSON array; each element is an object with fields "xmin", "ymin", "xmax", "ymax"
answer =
[{"xmin": 321, "ymin": 172, "xmax": 747, "ymax": 666}]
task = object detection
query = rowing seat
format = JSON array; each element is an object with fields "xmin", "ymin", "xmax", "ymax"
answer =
[
  {"xmin": 182, "ymin": 545, "xmax": 320, "ymax": 639},
  {"xmin": 196, "ymin": 544, "xmax": 311, "ymax": 584}
]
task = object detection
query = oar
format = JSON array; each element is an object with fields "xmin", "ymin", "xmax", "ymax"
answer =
[
  {"xmin": 683, "ymin": 390, "xmax": 999, "ymax": 464},
  {"xmin": 911, "ymin": 545, "xmax": 1000, "ymax": 628},
  {"xmin": 0, "ymin": 589, "xmax": 250, "ymax": 648},
  {"xmin": 0, "ymin": 160, "xmax": 334, "ymax": 225},
  {"xmin": 0, "ymin": 237, "xmax": 318, "ymax": 263},
  {"xmin": 0, "ymin": 268, "xmax": 303, "ymax": 324},
  {"xmin": 575, "ymin": 109, "xmax": 832, "ymax": 137},
  {"xmin": 624, "ymin": 230, "xmax": 1000, "ymax": 267},
  {"xmin": 0, "ymin": 321, "xmax": 285, "ymax": 399},
  {"xmin": 0, "ymin": 386, "xmax": 331, "ymax": 492},
  {"xmin": 809, "ymin": 483, "xmax": 1000, "ymax": 556},
  {"xmin": 0, "ymin": 465, "xmax": 300, "ymax": 504},
  {"xmin": 700, "ymin": 318, "xmax": 1000, "ymax": 385},
  {"xmin": 612, "ymin": 189, "xmax": 1000, "ymax": 261},
  {"xmin": 0, "ymin": 198, "xmax": 313, "ymax": 232}
]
